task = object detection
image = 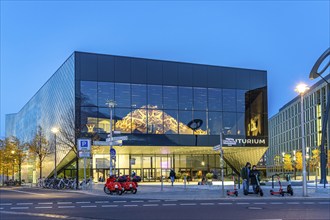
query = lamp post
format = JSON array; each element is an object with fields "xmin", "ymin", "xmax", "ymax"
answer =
[
  {"xmin": 292, "ymin": 150, "xmax": 297, "ymax": 180},
  {"xmin": 282, "ymin": 152, "xmax": 285, "ymax": 172},
  {"xmin": 106, "ymin": 100, "xmax": 116, "ymax": 176},
  {"xmin": 51, "ymin": 127, "xmax": 59, "ymax": 178},
  {"xmin": 295, "ymin": 83, "xmax": 309, "ymax": 197}
]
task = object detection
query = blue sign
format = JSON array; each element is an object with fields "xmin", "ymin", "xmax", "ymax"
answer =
[
  {"xmin": 110, "ymin": 148, "xmax": 116, "ymax": 156},
  {"xmin": 77, "ymin": 138, "xmax": 91, "ymax": 151}
]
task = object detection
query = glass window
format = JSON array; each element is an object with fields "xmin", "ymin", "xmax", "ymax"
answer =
[
  {"xmin": 164, "ymin": 110, "xmax": 178, "ymax": 134},
  {"xmin": 247, "ymin": 113, "xmax": 264, "ymax": 136},
  {"xmin": 115, "ymin": 83, "xmax": 131, "ymax": 108},
  {"xmin": 132, "ymin": 84, "xmax": 147, "ymax": 109},
  {"xmin": 223, "ymin": 89, "xmax": 236, "ymax": 112},
  {"xmin": 208, "ymin": 88, "xmax": 222, "ymax": 111},
  {"xmin": 81, "ymin": 107, "xmax": 98, "ymax": 133},
  {"xmin": 163, "ymin": 86, "xmax": 178, "ymax": 109},
  {"xmin": 148, "ymin": 85, "xmax": 163, "ymax": 109},
  {"xmin": 131, "ymin": 108, "xmax": 146, "ymax": 134},
  {"xmin": 194, "ymin": 87, "xmax": 207, "ymax": 110},
  {"xmin": 208, "ymin": 112, "xmax": 222, "ymax": 135},
  {"xmin": 237, "ymin": 90, "xmax": 247, "ymax": 112},
  {"xmin": 237, "ymin": 113, "xmax": 246, "ymax": 136},
  {"xmin": 81, "ymin": 81, "xmax": 97, "ymax": 106},
  {"xmin": 179, "ymin": 87, "xmax": 193, "ymax": 110},
  {"xmin": 114, "ymin": 108, "xmax": 132, "ymax": 134},
  {"xmin": 147, "ymin": 108, "xmax": 164, "ymax": 134},
  {"xmin": 179, "ymin": 110, "xmax": 193, "ymax": 134},
  {"xmin": 193, "ymin": 111, "xmax": 207, "ymax": 134},
  {"xmin": 223, "ymin": 112, "xmax": 237, "ymax": 135},
  {"xmin": 98, "ymin": 82, "xmax": 114, "ymax": 107},
  {"xmin": 97, "ymin": 107, "xmax": 110, "ymax": 133}
]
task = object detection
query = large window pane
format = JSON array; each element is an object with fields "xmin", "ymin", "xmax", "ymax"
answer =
[
  {"xmin": 132, "ymin": 84, "xmax": 147, "ymax": 109},
  {"xmin": 208, "ymin": 112, "xmax": 222, "ymax": 135},
  {"xmin": 164, "ymin": 110, "xmax": 178, "ymax": 134},
  {"xmin": 223, "ymin": 112, "xmax": 237, "ymax": 135},
  {"xmin": 148, "ymin": 85, "xmax": 163, "ymax": 109},
  {"xmin": 163, "ymin": 86, "xmax": 178, "ymax": 109},
  {"xmin": 148, "ymin": 108, "xmax": 164, "ymax": 134},
  {"xmin": 179, "ymin": 110, "xmax": 193, "ymax": 134},
  {"xmin": 97, "ymin": 107, "xmax": 110, "ymax": 133},
  {"xmin": 208, "ymin": 88, "xmax": 222, "ymax": 111},
  {"xmin": 81, "ymin": 81, "xmax": 97, "ymax": 106},
  {"xmin": 223, "ymin": 89, "xmax": 236, "ymax": 112},
  {"xmin": 81, "ymin": 107, "xmax": 98, "ymax": 132},
  {"xmin": 179, "ymin": 87, "xmax": 193, "ymax": 110},
  {"xmin": 237, "ymin": 90, "xmax": 247, "ymax": 112},
  {"xmin": 193, "ymin": 111, "xmax": 207, "ymax": 134},
  {"xmin": 194, "ymin": 87, "xmax": 207, "ymax": 110},
  {"xmin": 237, "ymin": 113, "xmax": 246, "ymax": 136},
  {"xmin": 115, "ymin": 83, "xmax": 131, "ymax": 108},
  {"xmin": 98, "ymin": 82, "xmax": 114, "ymax": 107},
  {"xmin": 131, "ymin": 108, "xmax": 146, "ymax": 134},
  {"xmin": 114, "ymin": 108, "xmax": 132, "ymax": 133}
]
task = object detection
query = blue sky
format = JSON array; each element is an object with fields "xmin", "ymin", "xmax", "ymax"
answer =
[{"xmin": 1, "ymin": 1, "xmax": 329, "ymax": 138}]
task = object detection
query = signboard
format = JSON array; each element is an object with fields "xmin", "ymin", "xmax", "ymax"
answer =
[
  {"xmin": 223, "ymin": 138, "xmax": 237, "ymax": 146},
  {"xmin": 219, "ymin": 137, "xmax": 267, "ymax": 147},
  {"xmin": 79, "ymin": 151, "xmax": 91, "ymax": 158},
  {"xmin": 110, "ymin": 148, "xmax": 116, "ymax": 157},
  {"xmin": 94, "ymin": 140, "xmax": 123, "ymax": 146},
  {"xmin": 106, "ymin": 136, "xmax": 128, "ymax": 142},
  {"xmin": 78, "ymin": 139, "xmax": 91, "ymax": 151},
  {"xmin": 213, "ymin": 145, "xmax": 221, "ymax": 151}
]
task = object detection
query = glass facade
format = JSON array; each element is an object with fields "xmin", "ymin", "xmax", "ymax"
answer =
[{"xmin": 6, "ymin": 51, "xmax": 268, "ymax": 181}]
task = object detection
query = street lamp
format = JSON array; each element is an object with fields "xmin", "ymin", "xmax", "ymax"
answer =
[
  {"xmin": 295, "ymin": 83, "xmax": 309, "ymax": 197},
  {"xmin": 106, "ymin": 100, "xmax": 116, "ymax": 176},
  {"xmin": 51, "ymin": 127, "xmax": 59, "ymax": 178},
  {"xmin": 292, "ymin": 150, "xmax": 297, "ymax": 180}
]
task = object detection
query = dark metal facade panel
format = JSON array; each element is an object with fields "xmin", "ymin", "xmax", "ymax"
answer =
[
  {"xmin": 147, "ymin": 60, "xmax": 163, "ymax": 84},
  {"xmin": 131, "ymin": 58, "xmax": 147, "ymax": 84},
  {"xmin": 114, "ymin": 56, "xmax": 131, "ymax": 82},
  {"xmin": 98, "ymin": 54, "xmax": 115, "ymax": 82}
]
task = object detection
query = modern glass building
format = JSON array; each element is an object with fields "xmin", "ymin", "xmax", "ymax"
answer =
[
  {"xmin": 267, "ymin": 74, "xmax": 329, "ymax": 179},
  {"xmin": 6, "ymin": 52, "xmax": 268, "ymax": 182}
]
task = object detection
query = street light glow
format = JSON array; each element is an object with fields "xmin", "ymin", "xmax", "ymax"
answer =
[
  {"xmin": 11, "ymin": 150, "xmax": 15, "ymax": 154},
  {"xmin": 295, "ymin": 83, "xmax": 309, "ymax": 94},
  {"xmin": 51, "ymin": 127, "xmax": 59, "ymax": 134}
]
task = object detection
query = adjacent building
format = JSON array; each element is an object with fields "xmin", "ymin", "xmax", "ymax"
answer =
[
  {"xmin": 267, "ymin": 74, "xmax": 330, "ymax": 178},
  {"xmin": 6, "ymin": 52, "xmax": 268, "ymax": 182}
]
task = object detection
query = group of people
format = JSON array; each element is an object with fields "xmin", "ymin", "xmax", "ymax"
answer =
[{"xmin": 241, "ymin": 162, "xmax": 261, "ymax": 195}]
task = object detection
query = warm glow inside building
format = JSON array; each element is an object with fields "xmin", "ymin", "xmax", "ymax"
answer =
[{"xmin": 5, "ymin": 52, "xmax": 268, "ymax": 182}]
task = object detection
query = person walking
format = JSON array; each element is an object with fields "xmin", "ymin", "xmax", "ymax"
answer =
[
  {"xmin": 249, "ymin": 165, "xmax": 260, "ymax": 193},
  {"xmin": 241, "ymin": 162, "xmax": 251, "ymax": 195},
  {"xmin": 169, "ymin": 169, "xmax": 176, "ymax": 186}
]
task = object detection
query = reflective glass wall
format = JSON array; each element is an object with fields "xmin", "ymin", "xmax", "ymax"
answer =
[{"xmin": 75, "ymin": 52, "xmax": 268, "ymax": 147}]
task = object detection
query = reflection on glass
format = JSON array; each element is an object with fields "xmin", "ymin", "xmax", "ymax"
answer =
[
  {"xmin": 208, "ymin": 112, "xmax": 222, "ymax": 135},
  {"xmin": 115, "ymin": 83, "xmax": 131, "ymax": 108},
  {"xmin": 223, "ymin": 89, "xmax": 236, "ymax": 112},
  {"xmin": 98, "ymin": 82, "xmax": 114, "ymax": 107},
  {"xmin": 114, "ymin": 108, "xmax": 132, "ymax": 133},
  {"xmin": 179, "ymin": 87, "xmax": 193, "ymax": 110},
  {"xmin": 222, "ymin": 112, "xmax": 237, "ymax": 134},
  {"xmin": 237, "ymin": 112, "xmax": 246, "ymax": 135},
  {"xmin": 81, "ymin": 81, "xmax": 97, "ymax": 106},
  {"xmin": 194, "ymin": 87, "xmax": 207, "ymax": 110},
  {"xmin": 208, "ymin": 88, "xmax": 222, "ymax": 111},
  {"xmin": 132, "ymin": 84, "xmax": 147, "ymax": 108},
  {"xmin": 147, "ymin": 108, "xmax": 164, "ymax": 134},
  {"xmin": 148, "ymin": 85, "xmax": 163, "ymax": 108},
  {"xmin": 236, "ymin": 90, "xmax": 247, "ymax": 112},
  {"xmin": 163, "ymin": 86, "xmax": 178, "ymax": 109},
  {"xmin": 248, "ymin": 113, "xmax": 263, "ymax": 136},
  {"xmin": 179, "ymin": 110, "xmax": 193, "ymax": 134},
  {"xmin": 193, "ymin": 111, "xmax": 207, "ymax": 134},
  {"xmin": 97, "ymin": 108, "xmax": 110, "ymax": 133},
  {"xmin": 164, "ymin": 110, "xmax": 178, "ymax": 134},
  {"xmin": 81, "ymin": 107, "xmax": 98, "ymax": 133}
]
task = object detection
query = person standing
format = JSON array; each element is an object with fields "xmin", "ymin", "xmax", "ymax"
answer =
[
  {"xmin": 169, "ymin": 169, "xmax": 176, "ymax": 186},
  {"xmin": 241, "ymin": 162, "xmax": 251, "ymax": 195},
  {"xmin": 249, "ymin": 165, "xmax": 260, "ymax": 193}
]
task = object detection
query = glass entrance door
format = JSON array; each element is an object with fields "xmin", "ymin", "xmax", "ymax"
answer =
[{"xmin": 143, "ymin": 168, "xmax": 156, "ymax": 182}]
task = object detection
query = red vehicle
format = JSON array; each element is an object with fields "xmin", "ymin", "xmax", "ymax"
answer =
[
  {"xmin": 226, "ymin": 175, "xmax": 238, "ymax": 196},
  {"xmin": 104, "ymin": 176, "xmax": 123, "ymax": 195},
  {"xmin": 270, "ymin": 174, "xmax": 284, "ymax": 196},
  {"xmin": 118, "ymin": 175, "xmax": 138, "ymax": 194}
]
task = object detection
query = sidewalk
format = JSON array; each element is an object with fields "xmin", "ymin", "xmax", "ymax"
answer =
[{"xmin": 80, "ymin": 181, "xmax": 330, "ymax": 200}]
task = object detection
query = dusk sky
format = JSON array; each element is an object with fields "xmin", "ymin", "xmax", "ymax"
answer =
[{"xmin": 1, "ymin": 1, "xmax": 329, "ymax": 138}]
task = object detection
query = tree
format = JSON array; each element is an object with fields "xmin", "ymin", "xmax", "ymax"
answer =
[
  {"xmin": 310, "ymin": 149, "xmax": 320, "ymax": 169},
  {"xmin": 3, "ymin": 136, "xmax": 26, "ymax": 184},
  {"xmin": 295, "ymin": 151, "xmax": 303, "ymax": 171},
  {"xmin": 283, "ymin": 153, "xmax": 293, "ymax": 171},
  {"xmin": 28, "ymin": 126, "xmax": 51, "ymax": 179}
]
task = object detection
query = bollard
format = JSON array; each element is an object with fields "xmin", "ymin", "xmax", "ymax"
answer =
[
  {"xmin": 184, "ymin": 176, "xmax": 187, "ymax": 190},
  {"xmin": 272, "ymin": 175, "xmax": 274, "ymax": 189},
  {"xmin": 315, "ymin": 174, "xmax": 318, "ymax": 189},
  {"xmin": 161, "ymin": 175, "xmax": 163, "ymax": 191}
]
